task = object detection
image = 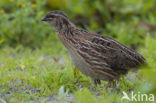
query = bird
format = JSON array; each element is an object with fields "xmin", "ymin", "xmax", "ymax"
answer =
[{"xmin": 41, "ymin": 10, "xmax": 146, "ymax": 87}]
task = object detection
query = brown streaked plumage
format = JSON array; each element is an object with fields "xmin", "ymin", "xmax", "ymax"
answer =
[{"xmin": 41, "ymin": 10, "xmax": 146, "ymax": 87}]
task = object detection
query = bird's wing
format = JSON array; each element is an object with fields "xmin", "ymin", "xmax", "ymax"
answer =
[{"xmin": 76, "ymin": 33, "xmax": 145, "ymax": 75}]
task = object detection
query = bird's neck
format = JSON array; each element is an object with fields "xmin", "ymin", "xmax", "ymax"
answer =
[
  {"xmin": 54, "ymin": 19, "xmax": 75, "ymax": 31},
  {"xmin": 55, "ymin": 22, "xmax": 76, "ymax": 50},
  {"xmin": 54, "ymin": 21, "xmax": 76, "ymax": 36}
]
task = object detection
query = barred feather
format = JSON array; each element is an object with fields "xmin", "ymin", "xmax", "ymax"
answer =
[{"xmin": 43, "ymin": 10, "xmax": 146, "ymax": 84}]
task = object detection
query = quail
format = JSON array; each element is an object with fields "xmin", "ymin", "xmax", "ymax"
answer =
[{"xmin": 41, "ymin": 10, "xmax": 146, "ymax": 87}]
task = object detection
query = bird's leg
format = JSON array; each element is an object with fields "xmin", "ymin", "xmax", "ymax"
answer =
[
  {"xmin": 94, "ymin": 79, "xmax": 101, "ymax": 86},
  {"xmin": 105, "ymin": 80, "xmax": 115, "ymax": 90},
  {"xmin": 73, "ymin": 67, "xmax": 81, "ymax": 84},
  {"xmin": 73, "ymin": 67, "xmax": 81, "ymax": 78},
  {"xmin": 73, "ymin": 67, "xmax": 88, "ymax": 84}
]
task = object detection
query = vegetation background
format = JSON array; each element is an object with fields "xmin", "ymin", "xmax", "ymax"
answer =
[{"xmin": 0, "ymin": 0, "xmax": 156, "ymax": 102}]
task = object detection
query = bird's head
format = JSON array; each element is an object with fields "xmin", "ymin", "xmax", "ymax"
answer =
[{"xmin": 41, "ymin": 10, "xmax": 71, "ymax": 30}]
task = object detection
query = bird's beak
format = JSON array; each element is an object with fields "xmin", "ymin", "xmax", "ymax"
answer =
[{"xmin": 41, "ymin": 17, "xmax": 47, "ymax": 21}]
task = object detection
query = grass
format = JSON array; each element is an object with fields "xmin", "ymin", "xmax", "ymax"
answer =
[
  {"xmin": 0, "ymin": 46, "xmax": 124, "ymax": 102},
  {"xmin": 0, "ymin": 37, "xmax": 155, "ymax": 103},
  {"xmin": 0, "ymin": 0, "xmax": 156, "ymax": 102}
]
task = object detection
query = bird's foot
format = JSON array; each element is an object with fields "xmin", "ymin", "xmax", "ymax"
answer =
[
  {"xmin": 105, "ymin": 80, "xmax": 116, "ymax": 91},
  {"xmin": 94, "ymin": 79, "xmax": 101, "ymax": 86}
]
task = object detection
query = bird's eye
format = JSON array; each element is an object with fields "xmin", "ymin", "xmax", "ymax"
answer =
[
  {"xmin": 50, "ymin": 15, "xmax": 55, "ymax": 18},
  {"xmin": 47, "ymin": 15, "xmax": 55, "ymax": 19}
]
